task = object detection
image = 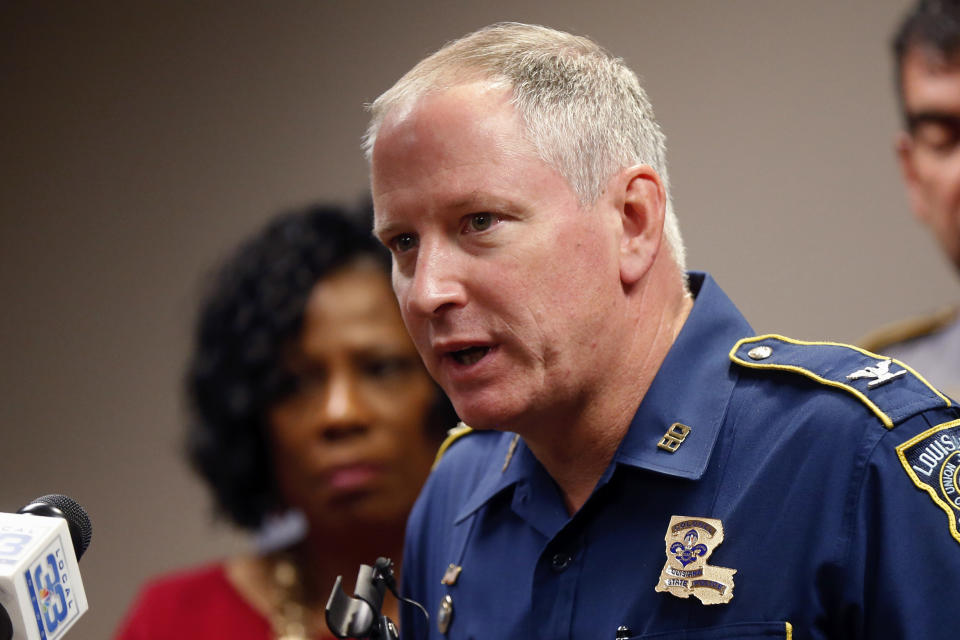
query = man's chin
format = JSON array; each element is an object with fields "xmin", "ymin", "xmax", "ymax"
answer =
[{"xmin": 451, "ymin": 401, "xmax": 525, "ymax": 432}]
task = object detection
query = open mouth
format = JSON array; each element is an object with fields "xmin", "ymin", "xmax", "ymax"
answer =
[{"xmin": 450, "ymin": 346, "xmax": 490, "ymax": 366}]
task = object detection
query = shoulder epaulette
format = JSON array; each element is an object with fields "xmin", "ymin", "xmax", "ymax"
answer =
[
  {"xmin": 730, "ymin": 334, "xmax": 952, "ymax": 429},
  {"xmin": 858, "ymin": 306, "xmax": 958, "ymax": 353},
  {"xmin": 432, "ymin": 423, "xmax": 474, "ymax": 469}
]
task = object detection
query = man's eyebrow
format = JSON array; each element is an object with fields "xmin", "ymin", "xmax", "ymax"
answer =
[
  {"xmin": 372, "ymin": 218, "xmax": 401, "ymax": 240},
  {"xmin": 446, "ymin": 192, "xmax": 486, "ymax": 210}
]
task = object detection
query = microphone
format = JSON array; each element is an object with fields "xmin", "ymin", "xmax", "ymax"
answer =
[
  {"xmin": 0, "ymin": 495, "xmax": 92, "ymax": 640},
  {"xmin": 326, "ymin": 557, "xmax": 429, "ymax": 640},
  {"xmin": 326, "ymin": 558, "xmax": 399, "ymax": 640}
]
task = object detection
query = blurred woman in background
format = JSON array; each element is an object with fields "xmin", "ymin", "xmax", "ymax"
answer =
[{"xmin": 115, "ymin": 203, "xmax": 456, "ymax": 639}]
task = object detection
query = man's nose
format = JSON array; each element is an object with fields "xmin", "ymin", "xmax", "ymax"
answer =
[{"xmin": 405, "ymin": 241, "xmax": 467, "ymax": 317}]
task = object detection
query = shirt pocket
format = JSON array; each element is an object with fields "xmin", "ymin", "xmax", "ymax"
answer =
[{"xmin": 630, "ymin": 621, "xmax": 791, "ymax": 639}]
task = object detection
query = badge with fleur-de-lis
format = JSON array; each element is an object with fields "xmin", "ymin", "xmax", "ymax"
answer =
[{"xmin": 654, "ymin": 515, "xmax": 736, "ymax": 605}]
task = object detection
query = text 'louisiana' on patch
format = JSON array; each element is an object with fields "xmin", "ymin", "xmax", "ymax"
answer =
[{"xmin": 896, "ymin": 419, "xmax": 960, "ymax": 545}]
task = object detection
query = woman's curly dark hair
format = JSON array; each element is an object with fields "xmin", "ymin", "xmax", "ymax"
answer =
[{"xmin": 185, "ymin": 202, "xmax": 457, "ymax": 530}]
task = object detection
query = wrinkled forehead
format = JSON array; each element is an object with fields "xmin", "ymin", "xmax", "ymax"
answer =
[
  {"xmin": 371, "ymin": 83, "xmax": 544, "ymax": 206},
  {"xmin": 369, "ymin": 89, "xmax": 582, "ymax": 250},
  {"xmin": 901, "ymin": 61, "xmax": 960, "ymax": 137}
]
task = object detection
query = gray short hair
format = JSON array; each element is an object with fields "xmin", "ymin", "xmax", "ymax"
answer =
[{"xmin": 364, "ymin": 22, "xmax": 686, "ymax": 270}]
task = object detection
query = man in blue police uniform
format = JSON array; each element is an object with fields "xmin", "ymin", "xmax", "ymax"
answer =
[
  {"xmin": 861, "ymin": 0, "xmax": 960, "ymax": 398},
  {"xmin": 365, "ymin": 22, "xmax": 960, "ymax": 640}
]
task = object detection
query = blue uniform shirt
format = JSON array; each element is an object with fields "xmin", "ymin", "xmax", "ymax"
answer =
[{"xmin": 400, "ymin": 273, "xmax": 960, "ymax": 640}]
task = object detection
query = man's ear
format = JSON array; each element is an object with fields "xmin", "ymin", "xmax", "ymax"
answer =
[
  {"xmin": 896, "ymin": 131, "xmax": 928, "ymax": 224},
  {"xmin": 617, "ymin": 164, "xmax": 667, "ymax": 285}
]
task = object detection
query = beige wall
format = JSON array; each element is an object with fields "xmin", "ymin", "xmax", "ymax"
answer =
[{"xmin": 1, "ymin": 1, "xmax": 952, "ymax": 638}]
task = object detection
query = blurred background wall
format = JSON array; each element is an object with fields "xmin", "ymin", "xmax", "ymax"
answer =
[{"xmin": 1, "ymin": 1, "xmax": 952, "ymax": 638}]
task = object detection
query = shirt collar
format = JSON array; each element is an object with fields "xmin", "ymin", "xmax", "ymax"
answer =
[
  {"xmin": 455, "ymin": 272, "xmax": 753, "ymax": 522},
  {"xmin": 613, "ymin": 271, "xmax": 753, "ymax": 479},
  {"xmin": 455, "ymin": 432, "xmax": 531, "ymax": 523}
]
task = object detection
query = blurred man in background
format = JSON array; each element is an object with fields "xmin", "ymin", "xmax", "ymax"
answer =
[{"xmin": 863, "ymin": 0, "xmax": 960, "ymax": 398}]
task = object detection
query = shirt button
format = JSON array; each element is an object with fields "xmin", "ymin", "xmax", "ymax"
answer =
[{"xmin": 551, "ymin": 553, "xmax": 571, "ymax": 571}]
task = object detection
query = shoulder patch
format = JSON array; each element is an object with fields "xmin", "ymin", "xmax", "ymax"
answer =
[
  {"xmin": 432, "ymin": 422, "xmax": 474, "ymax": 470},
  {"xmin": 730, "ymin": 334, "xmax": 952, "ymax": 429},
  {"xmin": 896, "ymin": 419, "xmax": 960, "ymax": 545}
]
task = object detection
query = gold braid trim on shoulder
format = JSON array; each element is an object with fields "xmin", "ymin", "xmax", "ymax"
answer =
[{"xmin": 432, "ymin": 422, "xmax": 474, "ymax": 470}]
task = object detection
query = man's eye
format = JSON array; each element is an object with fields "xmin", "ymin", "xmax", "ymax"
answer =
[
  {"xmin": 910, "ymin": 117, "xmax": 960, "ymax": 154},
  {"xmin": 392, "ymin": 233, "xmax": 417, "ymax": 253},
  {"xmin": 916, "ymin": 124, "xmax": 959, "ymax": 152},
  {"xmin": 466, "ymin": 213, "xmax": 495, "ymax": 232}
]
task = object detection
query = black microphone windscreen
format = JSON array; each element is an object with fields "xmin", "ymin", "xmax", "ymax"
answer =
[{"xmin": 18, "ymin": 495, "xmax": 93, "ymax": 560}]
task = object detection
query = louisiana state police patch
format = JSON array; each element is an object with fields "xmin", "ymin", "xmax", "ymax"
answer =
[{"xmin": 896, "ymin": 419, "xmax": 960, "ymax": 544}]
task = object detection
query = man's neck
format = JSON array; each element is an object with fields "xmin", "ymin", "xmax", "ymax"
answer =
[{"xmin": 520, "ymin": 267, "xmax": 693, "ymax": 515}]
